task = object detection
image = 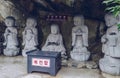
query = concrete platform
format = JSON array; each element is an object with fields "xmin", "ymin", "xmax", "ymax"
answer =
[{"xmin": 0, "ymin": 55, "xmax": 118, "ymax": 78}]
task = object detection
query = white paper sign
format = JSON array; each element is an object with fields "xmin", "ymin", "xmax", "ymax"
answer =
[{"xmin": 32, "ymin": 58, "xmax": 50, "ymax": 67}]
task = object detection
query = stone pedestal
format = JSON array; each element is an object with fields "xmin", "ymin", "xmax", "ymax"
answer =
[
  {"xmin": 68, "ymin": 59, "xmax": 98, "ymax": 69},
  {"xmin": 71, "ymin": 51, "xmax": 90, "ymax": 62},
  {"xmin": 4, "ymin": 48, "xmax": 19, "ymax": 56},
  {"xmin": 99, "ymin": 56, "xmax": 120, "ymax": 75}
]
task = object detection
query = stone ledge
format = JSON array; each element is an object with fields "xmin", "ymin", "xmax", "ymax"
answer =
[
  {"xmin": 19, "ymin": 68, "xmax": 103, "ymax": 78},
  {"xmin": 0, "ymin": 56, "xmax": 119, "ymax": 78}
]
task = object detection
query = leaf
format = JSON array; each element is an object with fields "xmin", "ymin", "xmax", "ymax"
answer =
[
  {"xmin": 103, "ymin": 0, "xmax": 120, "ymax": 29},
  {"xmin": 106, "ymin": 7, "xmax": 114, "ymax": 10},
  {"xmin": 103, "ymin": 0, "xmax": 120, "ymax": 16},
  {"xmin": 103, "ymin": 0, "xmax": 114, "ymax": 4},
  {"xmin": 115, "ymin": 11, "xmax": 120, "ymax": 17},
  {"xmin": 117, "ymin": 23, "xmax": 120, "ymax": 30}
]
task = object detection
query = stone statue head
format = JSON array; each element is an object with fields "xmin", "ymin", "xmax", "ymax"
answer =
[
  {"xmin": 26, "ymin": 17, "xmax": 37, "ymax": 28},
  {"xmin": 105, "ymin": 13, "xmax": 118, "ymax": 27},
  {"xmin": 51, "ymin": 24, "xmax": 59, "ymax": 35},
  {"xmin": 73, "ymin": 15, "xmax": 84, "ymax": 26},
  {"xmin": 5, "ymin": 16, "xmax": 15, "ymax": 27}
]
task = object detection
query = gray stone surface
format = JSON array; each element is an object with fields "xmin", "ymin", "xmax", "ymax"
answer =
[
  {"xmin": 86, "ymin": 61, "xmax": 98, "ymax": 69},
  {"xmin": 68, "ymin": 59, "xmax": 98, "ymax": 69},
  {"xmin": 0, "ymin": 56, "xmax": 27, "ymax": 78},
  {"xmin": 0, "ymin": 55, "xmax": 106, "ymax": 78},
  {"xmin": 0, "ymin": 0, "xmax": 24, "ymax": 25}
]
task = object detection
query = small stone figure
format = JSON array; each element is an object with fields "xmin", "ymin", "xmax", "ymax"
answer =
[
  {"xmin": 3, "ymin": 16, "xmax": 19, "ymax": 56},
  {"xmin": 71, "ymin": 15, "xmax": 90, "ymax": 62},
  {"xmin": 42, "ymin": 24, "xmax": 66, "ymax": 59},
  {"xmin": 22, "ymin": 17, "xmax": 38, "ymax": 57},
  {"xmin": 99, "ymin": 14, "xmax": 120, "ymax": 75}
]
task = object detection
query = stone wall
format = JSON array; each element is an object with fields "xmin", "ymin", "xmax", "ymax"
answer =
[
  {"xmin": 0, "ymin": 0, "xmax": 106, "ymax": 61},
  {"xmin": 38, "ymin": 17, "xmax": 105, "ymax": 58},
  {"xmin": 0, "ymin": 0, "xmax": 25, "ymax": 26}
]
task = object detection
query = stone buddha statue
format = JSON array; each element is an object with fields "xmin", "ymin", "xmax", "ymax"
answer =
[
  {"xmin": 70, "ymin": 15, "xmax": 90, "ymax": 62},
  {"xmin": 99, "ymin": 14, "xmax": 120, "ymax": 75},
  {"xmin": 42, "ymin": 24, "xmax": 66, "ymax": 59},
  {"xmin": 101, "ymin": 14, "xmax": 120, "ymax": 57},
  {"xmin": 22, "ymin": 17, "xmax": 38, "ymax": 57},
  {"xmin": 3, "ymin": 16, "xmax": 19, "ymax": 56}
]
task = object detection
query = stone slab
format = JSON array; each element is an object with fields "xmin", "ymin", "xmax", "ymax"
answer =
[{"xmin": 0, "ymin": 55, "xmax": 118, "ymax": 78}]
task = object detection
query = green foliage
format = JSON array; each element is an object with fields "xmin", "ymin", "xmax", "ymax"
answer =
[
  {"xmin": 103, "ymin": 0, "xmax": 120, "ymax": 17},
  {"xmin": 103, "ymin": 0, "xmax": 120, "ymax": 30},
  {"xmin": 117, "ymin": 23, "xmax": 120, "ymax": 30}
]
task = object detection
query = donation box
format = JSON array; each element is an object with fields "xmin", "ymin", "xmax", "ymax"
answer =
[{"xmin": 27, "ymin": 50, "xmax": 61, "ymax": 76}]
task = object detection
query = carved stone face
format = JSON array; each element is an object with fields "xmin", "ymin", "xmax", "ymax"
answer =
[
  {"xmin": 51, "ymin": 24, "xmax": 59, "ymax": 34},
  {"xmin": 73, "ymin": 16, "xmax": 84, "ymax": 26},
  {"xmin": 5, "ymin": 18, "xmax": 14, "ymax": 27},
  {"xmin": 105, "ymin": 14, "xmax": 118, "ymax": 27},
  {"xmin": 26, "ymin": 18, "xmax": 37, "ymax": 27}
]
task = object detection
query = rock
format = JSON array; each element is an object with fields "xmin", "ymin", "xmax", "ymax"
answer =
[
  {"xmin": 0, "ymin": 0, "xmax": 25, "ymax": 25},
  {"xmin": 68, "ymin": 59, "xmax": 98, "ymax": 69},
  {"xmin": 86, "ymin": 61, "xmax": 98, "ymax": 69},
  {"xmin": 77, "ymin": 62, "xmax": 86, "ymax": 69},
  {"xmin": 62, "ymin": 59, "xmax": 68, "ymax": 67},
  {"xmin": 102, "ymin": 72, "xmax": 120, "ymax": 78},
  {"xmin": 67, "ymin": 59, "xmax": 86, "ymax": 68},
  {"xmin": 67, "ymin": 63, "xmax": 72, "ymax": 67},
  {"xmin": 67, "ymin": 59, "xmax": 73, "ymax": 67}
]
